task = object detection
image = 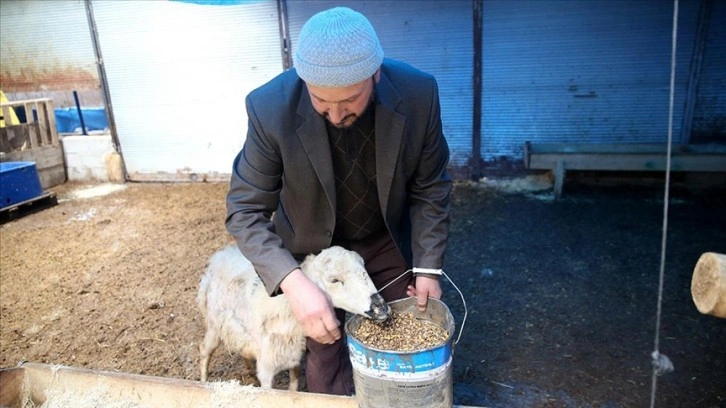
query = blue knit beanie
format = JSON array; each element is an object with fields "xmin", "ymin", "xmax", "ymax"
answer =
[{"xmin": 294, "ymin": 7, "xmax": 384, "ymax": 88}]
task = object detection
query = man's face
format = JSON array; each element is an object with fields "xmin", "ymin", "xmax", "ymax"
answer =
[{"xmin": 306, "ymin": 70, "xmax": 380, "ymax": 128}]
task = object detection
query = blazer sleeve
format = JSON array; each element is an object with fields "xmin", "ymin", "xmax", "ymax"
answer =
[
  {"xmin": 408, "ymin": 78, "xmax": 452, "ymax": 271},
  {"xmin": 225, "ymin": 94, "xmax": 300, "ymax": 296}
]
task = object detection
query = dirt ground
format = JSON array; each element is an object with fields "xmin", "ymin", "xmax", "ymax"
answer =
[{"xmin": 1, "ymin": 176, "xmax": 725, "ymax": 407}]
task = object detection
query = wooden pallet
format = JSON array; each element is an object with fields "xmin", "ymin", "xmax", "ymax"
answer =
[{"xmin": 0, "ymin": 192, "xmax": 57, "ymax": 224}]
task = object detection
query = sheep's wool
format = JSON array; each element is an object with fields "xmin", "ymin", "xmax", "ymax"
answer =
[{"xmin": 294, "ymin": 7, "xmax": 384, "ymax": 88}]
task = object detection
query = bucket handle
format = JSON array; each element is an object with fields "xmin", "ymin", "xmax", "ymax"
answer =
[{"xmin": 379, "ymin": 269, "xmax": 467, "ymax": 346}]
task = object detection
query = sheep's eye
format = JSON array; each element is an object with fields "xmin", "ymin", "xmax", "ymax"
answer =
[{"xmin": 331, "ymin": 278, "xmax": 343, "ymax": 285}]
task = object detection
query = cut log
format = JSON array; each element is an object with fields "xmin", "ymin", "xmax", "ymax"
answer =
[{"xmin": 691, "ymin": 252, "xmax": 726, "ymax": 318}]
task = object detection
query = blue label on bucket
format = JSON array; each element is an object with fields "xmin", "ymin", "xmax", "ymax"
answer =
[{"xmin": 347, "ymin": 335, "xmax": 452, "ymax": 373}]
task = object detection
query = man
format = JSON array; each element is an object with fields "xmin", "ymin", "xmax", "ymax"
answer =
[{"xmin": 226, "ymin": 6, "xmax": 452, "ymax": 395}]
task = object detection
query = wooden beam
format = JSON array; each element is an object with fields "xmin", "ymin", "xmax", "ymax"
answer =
[
  {"xmin": 2, "ymin": 363, "xmax": 359, "ymax": 408},
  {"xmin": 527, "ymin": 152, "xmax": 726, "ymax": 172},
  {"xmin": 525, "ymin": 142, "xmax": 726, "ymax": 155},
  {"xmin": 0, "ymin": 363, "xmax": 485, "ymax": 408}
]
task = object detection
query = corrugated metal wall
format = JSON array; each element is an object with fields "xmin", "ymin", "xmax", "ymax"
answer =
[
  {"xmin": 2, "ymin": 0, "xmax": 722, "ymax": 179},
  {"xmin": 0, "ymin": 0, "xmax": 100, "ymax": 107},
  {"xmin": 285, "ymin": 1, "xmax": 474, "ymax": 168},
  {"xmin": 691, "ymin": 0, "xmax": 726, "ymax": 144},
  {"xmin": 91, "ymin": 0, "xmax": 282, "ymax": 179},
  {"xmin": 480, "ymin": 0, "xmax": 701, "ymax": 162}
]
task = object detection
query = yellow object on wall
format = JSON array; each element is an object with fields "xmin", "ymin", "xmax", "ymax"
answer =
[{"xmin": 0, "ymin": 90, "xmax": 20, "ymax": 127}]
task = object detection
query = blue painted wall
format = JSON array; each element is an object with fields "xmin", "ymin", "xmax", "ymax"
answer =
[
  {"xmin": 286, "ymin": 1, "xmax": 474, "ymax": 168},
  {"xmin": 692, "ymin": 0, "xmax": 726, "ymax": 144},
  {"xmin": 283, "ymin": 0, "xmax": 724, "ymax": 175},
  {"xmin": 480, "ymin": 0, "xmax": 703, "ymax": 162}
]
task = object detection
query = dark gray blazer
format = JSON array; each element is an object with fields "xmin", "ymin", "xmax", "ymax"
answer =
[{"xmin": 226, "ymin": 59, "xmax": 452, "ymax": 295}]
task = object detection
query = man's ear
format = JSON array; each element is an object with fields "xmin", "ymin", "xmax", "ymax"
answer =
[{"xmin": 373, "ymin": 68, "xmax": 381, "ymax": 84}]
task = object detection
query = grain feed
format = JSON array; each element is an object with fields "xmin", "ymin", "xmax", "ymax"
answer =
[{"xmin": 352, "ymin": 311, "xmax": 448, "ymax": 351}]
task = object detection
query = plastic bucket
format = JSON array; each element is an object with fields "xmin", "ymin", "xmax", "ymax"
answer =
[{"xmin": 345, "ymin": 297, "xmax": 455, "ymax": 408}]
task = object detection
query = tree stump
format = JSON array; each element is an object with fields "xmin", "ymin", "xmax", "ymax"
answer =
[{"xmin": 691, "ymin": 252, "xmax": 726, "ymax": 319}]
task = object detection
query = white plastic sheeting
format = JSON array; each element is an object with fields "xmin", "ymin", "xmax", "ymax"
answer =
[{"xmin": 92, "ymin": 0, "xmax": 283, "ymax": 180}]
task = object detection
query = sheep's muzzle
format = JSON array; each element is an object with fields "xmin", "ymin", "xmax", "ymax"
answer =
[{"xmin": 366, "ymin": 293, "xmax": 391, "ymax": 323}]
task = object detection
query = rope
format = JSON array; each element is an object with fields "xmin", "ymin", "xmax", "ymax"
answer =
[{"xmin": 650, "ymin": 0, "xmax": 679, "ymax": 405}]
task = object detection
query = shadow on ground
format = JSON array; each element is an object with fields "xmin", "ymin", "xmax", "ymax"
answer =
[{"xmin": 444, "ymin": 179, "xmax": 726, "ymax": 408}]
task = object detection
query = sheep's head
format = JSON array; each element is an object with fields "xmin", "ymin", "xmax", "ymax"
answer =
[{"xmin": 304, "ymin": 246, "xmax": 391, "ymax": 322}]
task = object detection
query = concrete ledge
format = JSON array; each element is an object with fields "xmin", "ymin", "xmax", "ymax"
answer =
[{"xmin": 62, "ymin": 134, "xmax": 123, "ymax": 182}]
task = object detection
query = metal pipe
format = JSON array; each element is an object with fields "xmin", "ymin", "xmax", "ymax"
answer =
[
  {"xmin": 277, "ymin": 0, "xmax": 292, "ymax": 70},
  {"xmin": 471, "ymin": 0, "xmax": 483, "ymax": 181},
  {"xmin": 72, "ymin": 90, "xmax": 87, "ymax": 135},
  {"xmin": 84, "ymin": 0, "xmax": 127, "ymax": 179}
]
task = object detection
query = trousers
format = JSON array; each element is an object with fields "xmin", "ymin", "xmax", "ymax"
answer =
[{"xmin": 305, "ymin": 229, "xmax": 412, "ymax": 395}]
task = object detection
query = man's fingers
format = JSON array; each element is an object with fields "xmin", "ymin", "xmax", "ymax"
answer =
[
  {"xmin": 321, "ymin": 315, "xmax": 341, "ymax": 341},
  {"xmin": 306, "ymin": 316, "xmax": 340, "ymax": 344},
  {"xmin": 417, "ymin": 290, "xmax": 429, "ymax": 311}
]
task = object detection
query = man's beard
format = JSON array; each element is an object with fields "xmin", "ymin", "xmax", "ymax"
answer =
[
  {"xmin": 323, "ymin": 92, "xmax": 375, "ymax": 129},
  {"xmin": 325, "ymin": 112, "xmax": 358, "ymax": 129}
]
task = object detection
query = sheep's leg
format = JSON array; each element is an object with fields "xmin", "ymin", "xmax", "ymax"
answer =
[
  {"xmin": 255, "ymin": 341, "xmax": 277, "ymax": 389},
  {"xmin": 199, "ymin": 328, "xmax": 220, "ymax": 382},
  {"xmin": 255, "ymin": 359, "xmax": 276, "ymax": 389},
  {"xmin": 288, "ymin": 366, "xmax": 300, "ymax": 391}
]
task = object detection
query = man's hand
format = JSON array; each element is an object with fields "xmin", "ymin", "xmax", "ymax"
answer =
[
  {"xmin": 280, "ymin": 268, "xmax": 341, "ymax": 344},
  {"xmin": 406, "ymin": 275, "xmax": 442, "ymax": 312}
]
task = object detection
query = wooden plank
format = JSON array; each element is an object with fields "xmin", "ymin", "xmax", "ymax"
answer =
[
  {"xmin": 527, "ymin": 143, "xmax": 671, "ymax": 154},
  {"xmin": 23, "ymin": 102, "xmax": 39, "ymax": 148},
  {"xmin": 524, "ymin": 141, "xmax": 726, "ymax": 198},
  {"xmin": 13, "ymin": 363, "xmax": 360, "ymax": 408},
  {"xmin": 23, "ymin": 102, "xmax": 34, "ymax": 147},
  {"xmin": 36, "ymin": 101, "xmax": 51, "ymax": 146},
  {"xmin": 2, "ymin": 363, "xmax": 486, "ymax": 408},
  {"xmin": 0, "ymin": 192, "xmax": 58, "ymax": 224},
  {"xmin": 526, "ymin": 142, "xmax": 726, "ymax": 155},
  {"xmin": 0, "ymin": 97, "xmax": 53, "ymax": 106},
  {"xmin": 31, "ymin": 122, "xmax": 42, "ymax": 149},
  {"xmin": 527, "ymin": 153, "xmax": 726, "ymax": 172},
  {"xmin": 46, "ymin": 99, "xmax": 59, "ymax": 145}
]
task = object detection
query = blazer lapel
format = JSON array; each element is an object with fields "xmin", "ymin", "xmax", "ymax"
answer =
[
  {"xmin": 296, "ymin": 91, "xmax": 336, "ymax": 214},
  {"xmin": 375, "ymin": 71, "xmax": 405, "ymax": 216},
  {"xmin": 293, "ymin": 73, "xmax": 405, "ymax": 220}
]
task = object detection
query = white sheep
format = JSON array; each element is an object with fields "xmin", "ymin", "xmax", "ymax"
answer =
[{"xmin": 197, "ymin": 245, "xmax": 391, "ymax": 390}]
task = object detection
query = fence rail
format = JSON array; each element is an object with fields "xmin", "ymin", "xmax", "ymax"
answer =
[{"xmin": 0, "ymin": 98, "xmax": 59, "ymax": 153}]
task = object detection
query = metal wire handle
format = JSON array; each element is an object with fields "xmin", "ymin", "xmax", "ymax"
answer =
[{"xmin": 379, "ymin": 268, "xmax": 468, "ymax": 346}]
